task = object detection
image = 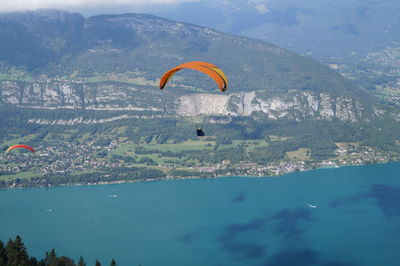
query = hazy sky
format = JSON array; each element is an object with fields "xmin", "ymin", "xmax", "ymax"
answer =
[{"xmin": 0, "ymin": 0, "xmax": 199, "ymax": 13}]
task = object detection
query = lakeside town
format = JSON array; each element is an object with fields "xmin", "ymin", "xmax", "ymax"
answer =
[{"xmin": 0, "ymin": 137, "xmax": 392, "ymax": 188}]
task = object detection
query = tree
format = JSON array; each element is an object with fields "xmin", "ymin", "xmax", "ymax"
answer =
[
  {"xmin": 95, "ymin": 259, "xmax": 101, "ymax": 266},
  {"xmin": 27, "ymin": 257, "xmax": 39, "ymax": 266},
  {"xmin": 110, "ymin": 259, "xmax": 116, "ymax": 266},
  {"xmin": 6, "ymin": 235, "xmax": 29, "ymax": 266},
  {"xmin": 43, "ymin": 249, "xmax": 58, "ymax": 266},
  {"xmin": 55, "ymin": 256, "xmax": 75, "ymax": 266},
  {"xmin": 78, "ymin": 256, "xmax": 87, "ymax": 266},
  {"xmin": 0, "ymin": 240, "xmax": 6, "ymax": 265}
]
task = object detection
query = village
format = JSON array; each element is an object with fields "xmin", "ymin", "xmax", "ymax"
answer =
[{"xmin": 0, "ymin": 136, "xmax": 391, "ymax": 187}]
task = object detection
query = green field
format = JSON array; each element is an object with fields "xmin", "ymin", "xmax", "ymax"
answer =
[
  {"xmin": 286, "ymin": 148, "xmax": 311, "ymax": 160},
  {"xmin": 0, "ymin": 68, "xmax": 33, "ymax": 81},
  {"xmin": 0, "ymin": 134, "xmax": 38, "ymax": 149},
  {"xmin": 87, "ymin": 72, "xmax": 158, "ymax": 86},
  {"xmin": 0, "ymin": 171, "xmax": 43, "ymax": 181},
  {"xmin": 112, "ymin": 139, "xmax": 268, "ymax": 156},
  {"xmin": 113, "ymin": 139, "xmax": 215, "ymax": 155},
  {"xmin": 224, "ymin": 139, "xmax": 268, "ymax": 150}
]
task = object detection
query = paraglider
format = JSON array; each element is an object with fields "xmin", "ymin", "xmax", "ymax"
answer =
[
  {"xmin": 5, "ymin": 144, "xmax": 35, "ymax": 153},
  {"xmin": 159, "ymin": 61, "xmax": 228, "ymax": 92},
  {"xmin": 159, "ymin": 61, "xmax": 228, "ymax": 136}
]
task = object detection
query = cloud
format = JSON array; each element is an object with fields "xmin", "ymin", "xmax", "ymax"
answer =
[
  {"xmin": 0, "ymin": 0, "xmax": 198, "ymax": 13},
  {"xmin": 247, "ymin": 0, "xmax": 271, "ymax": 14}
]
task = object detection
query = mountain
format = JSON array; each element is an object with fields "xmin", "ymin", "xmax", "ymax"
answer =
[
  {"xmin": 0, "ymin": 9, "xmax": 359, "ymax": 96},
  {"xmin": 1, "ymin": 10, "xmax": 400, "ymax": 187},
  {"xmin": 145, "ymin": 0, "xmax": 400, "ymax": 98},
  {"xmin": 0, "ymin": 9, "xmax": 385, "ymax": 123},
  {"xmin": 150, "ymin": 0, "xmax": 400, "ymax": 63}
]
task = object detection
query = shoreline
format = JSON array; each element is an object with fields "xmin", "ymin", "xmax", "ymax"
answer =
[{"xmin": 1, "ymin": 159, "xmax": 397, "ymax": 190}]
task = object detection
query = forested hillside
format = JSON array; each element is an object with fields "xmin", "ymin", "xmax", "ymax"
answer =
[{"xmin": 0, "ymin": 10, "xmax": 399, "ymax": 188}]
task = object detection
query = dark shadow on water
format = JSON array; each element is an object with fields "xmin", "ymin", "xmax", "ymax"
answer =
[
  {"xmin": 330, "ymin": 184, "xmax": 400, "ymax": 218},
  {"xmin": 271, "ymin": 207, "xmax": 313, "ymax": 239},
  {"xmin": 215, "ymin": 207, "xmax": 317, "ymax": 261},
  {"xmin": 217, "ymin": 216, "xmax": 269, "ymax": 260},
  {"xmin": 232, "ymin": 193, "xmax": 246, "ymax": 203},
  {"xmin": 178, "ymin": 232, "xmax": 196, "ymax": 245},
  {"xmin": 262, "ymin": 248, "xmax": 358, "ymax": 266},
  {"xmin": 226, "ymin": 218, "xmax": 267, "ymax": 234},
  {"xmin": 263, "ymin": 248, "xmax": 318, "ymax": 266},
  {"xmin": 177, "ymin": 226, "xmax": 212, "ymax": 246},
  {"xmin": 219, "ymin": 240, "xmax": 266, "ymax": 260},
  {"xmin": 364, "ymin": 184, "xmax": 400, "ymax": 218},
  {"xmin": 178, "ymin": 204, "xmax": 361, "ymax": 265},
  {"xmin": 330, "ymin": 195, "xmax": 362, "ymax": 208}
]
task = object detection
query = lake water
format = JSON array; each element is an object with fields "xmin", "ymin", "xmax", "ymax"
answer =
[{"xmin": 1, "ymin": 163, "xmax": 400, "ymax": 266}]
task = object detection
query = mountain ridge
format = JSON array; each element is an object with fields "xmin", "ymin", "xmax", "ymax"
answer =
[
  {"xmin": 1, "ymin": 9, "xmax": 400, "ymax": 188},
  {"xmin": 150, "ymin": 0, "xmax": 400, "ymax": 63},
  {"xmin": 0, "ymin": 9, "xmax": 363, "ymax": 97}
]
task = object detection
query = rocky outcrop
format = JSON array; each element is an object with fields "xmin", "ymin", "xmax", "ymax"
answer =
[
  {"xmin": 0, "ymin": 80, "xmax": 388, "ymax": 123},
  {"xmin": 26, "ymin": 114, "xmax": 162, "ymax": 125},
  {"xmin": 0, "ymin": 80, "xmax": 172, "ymax": 112},
  {"xmin": 177, "ymin": 91, "xmax": 374, "ymax": 122},
  {"xmin": 178, "ymin": 94, "xmax": 230, "ymax": 116}
]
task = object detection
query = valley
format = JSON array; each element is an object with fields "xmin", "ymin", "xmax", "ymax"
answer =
[
  {"xmin": 1, "ymin": 10, "xmax": 400, "ymax": 188},
  {"xmin": 0, "ymin": 121, "xmax": 393, "ymax": 188}
]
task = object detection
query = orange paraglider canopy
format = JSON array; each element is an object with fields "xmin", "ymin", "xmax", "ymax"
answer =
[
  {"xmin": 5, "ymin": 144, "xmax": 35, "ymax": 153},
  {"xmin": 159, "ymin": 61, "xmax": 228, "ymax": 92}
]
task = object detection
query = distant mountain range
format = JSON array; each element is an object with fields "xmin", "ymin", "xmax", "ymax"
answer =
[{"xmin": 149, "ymin": 0, "xmax": 400, "ymax": 63}]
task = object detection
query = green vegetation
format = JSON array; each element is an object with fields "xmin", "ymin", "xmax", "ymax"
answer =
[
  {"xmin": 0, "ymin": 66, "xmax": 33, "ymax": 81},
  {"xmin": 113, "ymin": 140, "xmax": 214, "ymax": 155},
  {"xmin": 0, "ymin": 10, "xmax": 398, "ymax": 188},
  {"xmin": 0, "ymin": 10, "xmax": 359, "ymax": 96},
  {"xmin": 0, "ymin": 235, "xmax": 120, "ymax": 266},
  {"xmin": 86, "ymin": 72, "xmax": 158, "ymax": 86},
  {"xmin": 1, "ymin": 106, "xmax": 400, "ymax": 188},
  {"xmin": 286, "ymin": 148, "xmax": 311, "ymax": 161},
  {"xmin": 0, "ymin": 171, "xmax": 43, "ymax": 182}
]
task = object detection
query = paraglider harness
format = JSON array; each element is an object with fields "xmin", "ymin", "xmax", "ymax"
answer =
[{"xmin": 196, "ymin": 127, "xmax": 205, "ymax": 137}]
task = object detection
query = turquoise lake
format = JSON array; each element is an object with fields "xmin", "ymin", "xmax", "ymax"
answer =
[{"xmin": 1, "ymin": 163, "xmax": 400, "ymax": 266}]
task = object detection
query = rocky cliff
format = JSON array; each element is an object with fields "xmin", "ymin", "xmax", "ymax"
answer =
[
  {"xmin": 0, "ymin": 80, "xmax": 175, "ymax": 112},
  {"xmin": 0, "ymin": 80, "xmax": 387, "ymax": 124},
  {"xmin": 178, "ymin": 91, "xmax": 381, "ymax": 122}
]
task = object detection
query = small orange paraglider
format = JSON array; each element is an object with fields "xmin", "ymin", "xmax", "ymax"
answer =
[{"xmin": 5, "ymin": 144, "xmax": 36, "ymax": 153}]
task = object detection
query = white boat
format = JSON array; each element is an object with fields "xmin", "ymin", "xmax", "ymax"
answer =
[{"xmin": 307, "ymin": 204, "xmax": 317, "ymax": 208}]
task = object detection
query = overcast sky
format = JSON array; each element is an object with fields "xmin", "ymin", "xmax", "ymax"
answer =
[{"xmin": 0, "ymin": 0, "xmax": 199, "ymax": 13}]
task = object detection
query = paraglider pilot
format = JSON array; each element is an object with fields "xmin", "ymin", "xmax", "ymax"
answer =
[{"xmin": 196, "ymin": 128, "xmax": 205, "ymax": 137}]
